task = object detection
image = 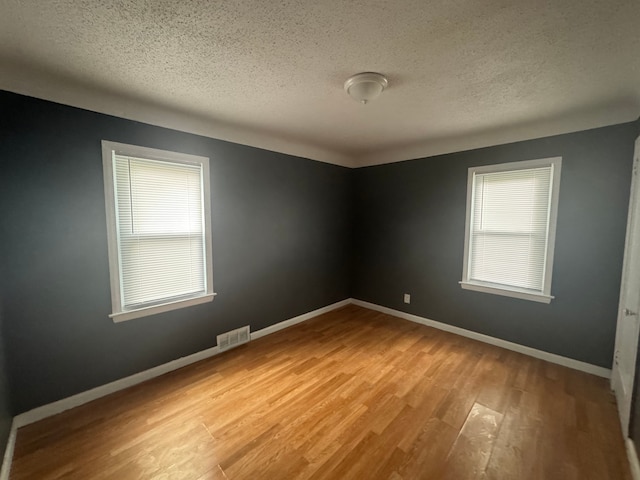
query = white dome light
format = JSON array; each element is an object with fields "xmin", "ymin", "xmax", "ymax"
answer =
[{"xmin": 344, "ymin": 72, "xmax": 388, "ymax": 104}]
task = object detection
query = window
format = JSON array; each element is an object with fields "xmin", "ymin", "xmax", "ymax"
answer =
[
  {"xmin": 102, "ymin": 141, "xmax": 215, "ymax": 322},
  {"xmin": 461, "ymin": 157, "xmax": 561, "ymax": 303}
]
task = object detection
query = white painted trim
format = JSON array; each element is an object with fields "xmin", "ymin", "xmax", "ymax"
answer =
[
  {"xmin": 628, "ymin": 438, "xmax": 640, "ymax": 480},
  {"xmin": 460, "ymin": 282, "xmax": 553, "ymax": 304},
  {"xmin": 13, "ymin": 344, "xmax": 217, "ymax": 428},
  {"xmin": 0, "ymin": 296, "xmax": 613, "ymax": 477},
  {"xmin": 11, "ymin": 298, "xmax": 350, "ymax": 429},
  {"xmin": 350, "ymin": 299, "xmax": 611, "ymax": 378},
  {"xmin": 612, "ymin": 135, "xmax": 640, "ymax": 437},
  {"xmin": 7, "ymin": 296, "xmax": 611, "ymax": 431},
  {"xmin": 0, "ymin": 61, "xmax": 355, "ymax": 168},
  {"xmin": 3, "ymin": 60, "xmax": 638, "ymax": 170},
  {"xmin": 110, "ymin": 294, "xmax": 216, "ymax": 323},
  {"xmin": 251, "ymin": 299, "xmax": 351, "ymax": 340},
  {"xmin": 353, "ymin": 102, "xmax": 640, "ymax": 167},
  {"xmin": 102, "ymin": 141, "xmax": 216, "ymax": 323},
  {"xmin": 460, "ymin": 157, "xmax": 561, "ymax": 304},
  {"xmin": 0, "ymin": 419, "xmax": 17, "ymax": 480}
]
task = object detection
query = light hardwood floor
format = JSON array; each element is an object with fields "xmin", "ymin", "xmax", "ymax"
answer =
[{"xmin": 10, "ymin": 305, "xmax": 631, "ymax": 479}]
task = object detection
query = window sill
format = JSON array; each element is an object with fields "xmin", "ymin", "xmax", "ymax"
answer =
[
  {"xmin": 110, "ymin": 293, "xmax": 216, "ymax": 323},
  {"xmin": 459, "ymin": 281, "xmax": 553, "ymax": 304}
]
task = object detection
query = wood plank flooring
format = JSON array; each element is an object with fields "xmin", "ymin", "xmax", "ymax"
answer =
[{"xmin": 10, "ymin": 305, "xmax": 630, "ymax": 479}]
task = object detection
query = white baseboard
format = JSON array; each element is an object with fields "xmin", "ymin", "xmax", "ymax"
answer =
[
  {"xmin": 11, "ymin": 296, "xmax": 609, "ymax": 431},
  {"xmin": 0, "ymin": 419, "xmax": 17, "ymax": 480},
  {"xmin": 0, "ymin": 296, "xmax": 614, "ymax": 478},
  {"xmin": 0, "ymin": 298, "xmax": 350, "ymax": 477},
  {"xmin": 351, "ymin": 299, "xmax": 611, "ymax": 378},
  {"xmin": 251, "ymin": 299, "xmax": 351, "ymax": 340},
  {"xmin": 628, "ymin": 438, "xmax": 640, "ymax": 480},
  {"xmin": 12, "ymin": 298, "xmax": 351, "ymax": 431},
  {"xmin": 13, "ymin": 343, "xmax": 218, "ymax": 429}
]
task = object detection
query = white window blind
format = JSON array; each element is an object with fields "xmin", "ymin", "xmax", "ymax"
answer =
[
  {"xmin": 114, "ymin": 156, "xmax": 205, "ymax": 307},
  {"xmin": 461, "ymin": 158, "xmax": 561, "ymax": 303},
  {"xmin": 103, "ymin": 141, "xmax": 214, "ymax": 322}
]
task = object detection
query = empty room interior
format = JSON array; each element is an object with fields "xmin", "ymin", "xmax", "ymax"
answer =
[{"xmin": 2, "ymin": 1, "xmax": 640, "ymax": 479}]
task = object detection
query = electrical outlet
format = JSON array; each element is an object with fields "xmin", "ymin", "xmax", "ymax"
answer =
[{"xmin": 403, "ymin": 293, "xmax": 411, "ymax": 304}]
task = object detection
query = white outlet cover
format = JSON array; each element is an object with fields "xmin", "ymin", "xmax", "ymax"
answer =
[{"xmin": 404, "ymin": 294, "xmax": 411, "ymax": 304}]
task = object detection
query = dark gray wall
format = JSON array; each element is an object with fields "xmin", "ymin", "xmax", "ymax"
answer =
[
  {"xmin": 0, "ymin": 187, "xmax": 14, "ymax": 453},
  {"xmin": 0, "ymin": 295, "xmax": 13, "ymax": 456},
  {"xmin": 352, "ymin": 123, "xmax": 636, "ymax": 368},
  {"xmin": 0, "ymin": 90, "xmax": 352, "ymax": 413},
  {"xmin": 0, "ymin": 87, "xmax": 636, "ymax": 419}
]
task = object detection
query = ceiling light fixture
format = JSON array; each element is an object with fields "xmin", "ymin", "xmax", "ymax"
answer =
[{"xmin": 344, "ymin": 72, "xmax": 388, "ymax": 104}]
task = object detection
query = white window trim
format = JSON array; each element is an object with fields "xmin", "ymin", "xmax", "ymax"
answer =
[
  {"xmin": 102, "ymin": 140, "xmax": 215, "ymax": 322},
  {"xmin": 460, "ymin": 157, "xmax": 562, "ymax": 304}
]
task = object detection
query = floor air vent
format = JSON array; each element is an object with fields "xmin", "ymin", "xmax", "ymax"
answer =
[{"xmin": 217, "ymin": 325, "xmax": 250, "ymax": 352}]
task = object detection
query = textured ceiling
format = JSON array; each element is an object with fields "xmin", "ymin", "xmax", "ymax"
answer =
[{"xmin": 1, "ymin": 0, "xmax": 640, "ymax": 167}]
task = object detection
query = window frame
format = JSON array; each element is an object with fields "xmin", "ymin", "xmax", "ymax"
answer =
[
  {"xmin": 102, "ymin": 140, "xmax": 215, "ymax": 322},
  {"xmin": 460, "ymin": 157, "xmax": 562, "ymax": 304}
]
